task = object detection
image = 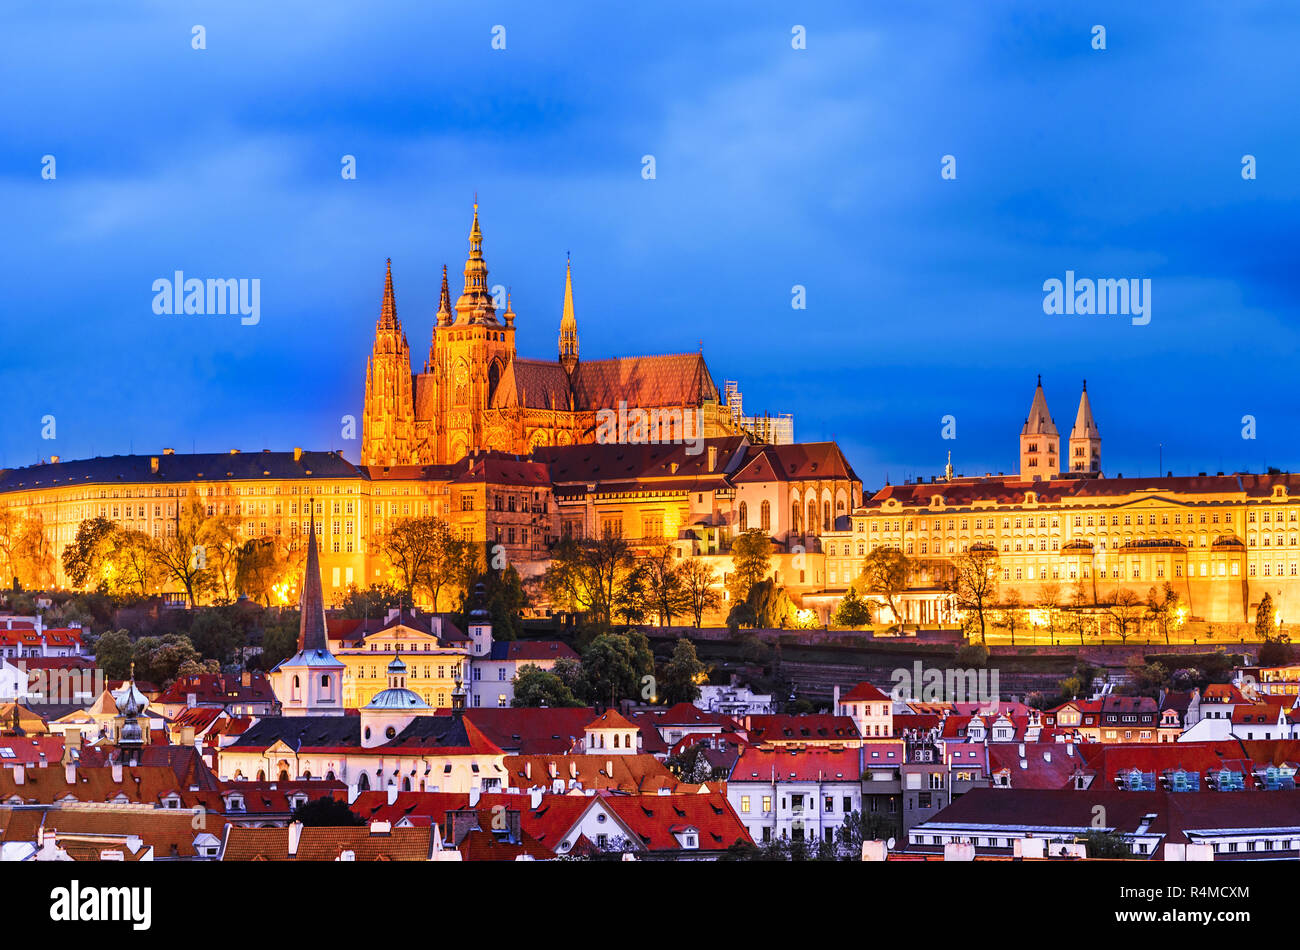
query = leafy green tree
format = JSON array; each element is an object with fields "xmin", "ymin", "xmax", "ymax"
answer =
[
  {"xmin": 456, "ymin": 560, "xmax": 527, "ymax": 641},
  {"xmin": 659, "ymin": 638, "xmax": 706, "ymax": 705},
  {"xmin": 259, "ymin": 610, "xmax": 300, "ymax": 670},
  {"xmin": 512, "ymin": 664, "xmax": 583, "ymax": 707},
  {"xmin": 337, "ymin": 584, "xmax": 406, "ymax": 619},
  {"xmin": 132, "ymin": 634, "xmax": 205, "ymax": 688},
  {"xmin": 1124, "ymin": 658, "xmax": 1171, "ymax": 699},
  {"xmin": 664, "ymin": 741, "xmax": 715, "ymax": 783},
  {"xmin": 92, "ymin": 629, "xmax": 134, "ymax": 681},
  {"xmin": 189, "ymin": 606, "xmax": 249, "ymax": 665},
  {"xmin": 727, "ymin": 529, "xmax": 773, "ymax": 604},
  {"xmin": 291, "ymin": 797, "xmax": 365, "ymax": 827},
  {"xmin": 1256, "ymin": 592, "xmax": 1276, "ymax": 640},
  {"xmin": 544, "ymin": 536, "xmax": 637, "ymax": 628},
  {"xmin": 830, "ymin": 587, "xmax": 872, "ymax": 627},
  {"xmin": 578, "ymin": 631, "xmax": 654, "ymax": 706},
  {"xmin": 746, "ymin": 579, "xmax": 793, "ymax": 628},
  {"xmin": 62, "ymin": 517, "xmax": 117, "ymax": 589},
  {"xmin": 1081, "ymin": 830, "xmax": 1133, "ymax": 859},
  {"xmin": 1259, "ymin": 635, "xmax": 1295, "ymax": 667}
]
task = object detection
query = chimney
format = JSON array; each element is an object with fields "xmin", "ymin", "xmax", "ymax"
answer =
[
  {"xmin": 524, "ymin": 761, "xmax": 531, "ymax": 781},
  {"xmin": 50, "ymin": 455, "xmax": 60, "ymax": 464},
  {"xmin": 529, "ymin": 787, "xmax": 543, "ymax": 809},
  {"xmin": 1017, "ymin": 742, "xmax": 1025, "ymax": 757},
  {"xmin": 468, "ymin": 786, "xmax": 481, "ymax": 807},
  {"xmin": 605, "ymin": 759, "xmax": 614, "ymax": 776},
  {"xmin": 12, "ymin": 765, "xmax": 24, "ymax": 785},
  {"xmin": 369, "ymin": 821, "xmax": 392, "ymax": 835},
  {"xmin": 287, "ymin": 821, "xmax": 303, "ymax": 857},
  {"xmin": 1043, "ymin": 750, "xmax": 1052, "ymax": 763},
  {"xmin": 187, "ymin": 692, "xmax": 197, "ymax": 707},
  {"xmin": 707, "ymin": 446, "xmax": 718, "ymax": 471},
  {"xmin": 387, "ymin": 785, "xmax": 399, "ymax": 805},
  {"xmin": 61, "ymin": 730, "xmax": 82, "ymax": 765},
  {"xmin": 64, "ymin": 762, "xmax": 76, "ymax": 784},
  {"xmin": 180, "ymin": 726, "xmax": 195, "ymax": 747},
  {"xmin": 150, "ymin": 457, "xmax": 159, "ymax": 474},
  {"xmin": 230, "ymin": 449, "xmax": 240, "ymax": 455},
  {"xmin": 294, "ymin": 447, "xmax": 303, "ymax": 462},
  {"xmin": 568, "ymin": 760, "xmax": 578, "ymax": 779},
  {"xmin": 163, "ymin": 448, "xmax": 175, "ymax": 455},
  {"xmin": 111, "ymin": 762, "xmax": 123, "ymax": 783},
  {"xmin": 242, "ymin": 671, "xmax": 251, "ymax": 687},
  {"xmin": 833, "ymin": 684, "xmax": 841, "ymax": 714}
]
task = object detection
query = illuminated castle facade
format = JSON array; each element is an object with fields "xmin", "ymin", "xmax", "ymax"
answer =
[{"xmin": 362, "ymin": 203, "xmax": 737, "ymax": 466}]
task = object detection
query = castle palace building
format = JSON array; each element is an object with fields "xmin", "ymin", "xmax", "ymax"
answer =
[{"xmin": 362, "ymin": 203, "xmax": 737, "ymax": 467}]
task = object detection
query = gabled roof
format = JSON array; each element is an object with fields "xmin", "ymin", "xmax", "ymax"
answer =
[
  {"xmin": 462, "ymin": 707, "xmax": 595, "ymax": 755},
  {"xmin": 221, "ymin": 824, "xmax": 433, "ymax": 861},
  {"xmin": 732, "ymin": 442, "xmax": 859, "ymax": 484},
  {"xmin": 745, "ymin": 714, "xmax": 861, "ymax": 743},
  {"xmin": 841, "ymin": 682, "xmax": 891, "ymax": 703},
  {"xmin": 502, "ymin": 754, "xmax": 679, "ymax": 794},
  {"xmin": 730, "ymin": 746, "xmax": 863, "ymax": 783},
  {"xmin": 603, "ymin": 792, "xmax": 750, "ymax": 852}
]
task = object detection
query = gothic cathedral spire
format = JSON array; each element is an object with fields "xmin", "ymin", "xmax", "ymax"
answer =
[
  {"xmin": 559, "ymin": 254, "xmax": 579, "ymax": 375},
  {"xmin": 361, "ymin": 258, "xmax": 417, "ymax": 466}
]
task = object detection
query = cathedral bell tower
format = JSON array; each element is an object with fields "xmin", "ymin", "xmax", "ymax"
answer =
[
  {"xmin": 361, "ymin": 259, "xmax": 417, "ymax": 466},
  {"xmin": 1068, "ymin": 380, "xmax": 1101, "ymax": 473},
  {"xmin": 425, "ymin": 200, "xmax": 517, "ymax": 463},
  {"xmin": 1019, "ymin": 375, "xmax": 1059, "ymax": 481}
]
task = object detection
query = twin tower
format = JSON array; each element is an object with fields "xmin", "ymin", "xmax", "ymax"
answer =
[{"xmin": 1018, "ymin": 377, "xmax": 1101, "ymax": 480}]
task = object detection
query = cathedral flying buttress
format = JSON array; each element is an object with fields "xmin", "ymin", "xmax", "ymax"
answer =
[{"xmin": 362, "ymin": 202, "xmax": 738, "ymax": 468}]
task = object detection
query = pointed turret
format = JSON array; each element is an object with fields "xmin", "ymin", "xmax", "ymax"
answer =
[
  {"xmin": 298, "ymin": 505, "xmax": 327, "ymax": 653},
  {"xmin": 559, "ymin": 254, "xmax": 579, "ymax": 374},
  {"xmin": 436, "ymin": 264, "xmax": 452, "ymax": 327},
  {"xmin": 1068, "ymin": 380, "xmax": 1101, "ymax": 473},
  {"xmin": 272, "ymin": 502, "xmax": 345, "ymax": 717},
  {"xmin": 1018, "ymin": 375, "xmax": 1060, "ymax": 480}
]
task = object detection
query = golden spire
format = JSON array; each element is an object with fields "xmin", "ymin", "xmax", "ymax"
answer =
[
  {"xmin": 456, "ymin": 198, "xmax": 495, "ymax": 325},
  {"xmin": 559, "ymin": 253, "xmax": 578, "ymax": 373}
]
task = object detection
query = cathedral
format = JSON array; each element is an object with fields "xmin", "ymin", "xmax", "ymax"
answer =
[{"xmin": 361, "ymin": 203, "xmax": 738, "ymax": 466}]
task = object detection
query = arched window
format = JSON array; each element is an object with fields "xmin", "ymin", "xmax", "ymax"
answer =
[
  {"xmin": 256, "ymin": 769, "xmax": 266, "ymax": 781},
  {"xmin": 761, "ymin": 500, "xmax": 771, "ymax": 532},
  {"xmin": 613, "ymin": 733, "xmax": 620, "ymax": 748},
  {"xmin": 823, "ymin": 501, "xmax": 832, "ymax": 532},
  {"xmin": 278, "ymin": 769, "xmax": 289, "ymax": 781},
  {"xmin": 357, "ymin": 772, "xmax": 371, "ymax": 791},
  {"xmin": 320, "ymin": 674, "xmax": 330, "ymax": 690},
  {"xmin": 291, "ymin": 675, "xmax": 301, "ymax": 701},
  {"xmin": 792, "ymin": 502, "xmax": 800, "ymax": 534},
  {"xmin": 325, "ymin": 770, "xmax": 336, "ymax": 781},
  {"xmin": 808, "ymin": 500, "xmax": 817, "ymax": 534},
  {"xmin": 739, "ymin": 502, "xmax": 748, "ymax": 532},
  {"xmin": 402, "ymin": 776, "xmax": 411, "ymax": 791}
]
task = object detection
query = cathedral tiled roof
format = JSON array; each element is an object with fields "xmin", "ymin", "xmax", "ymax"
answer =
[
  {"xmin": 489, "ymin": 353, "xmax": 722, "ymax": 412},
  {"xmin": 572, "ymin": 353, "xmax": 720, "ymax": 409}
]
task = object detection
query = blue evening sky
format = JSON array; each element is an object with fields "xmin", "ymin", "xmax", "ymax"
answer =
[{"xmin": 2, "ymin": 1, "xmax": 1298, "ymax": 488}]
